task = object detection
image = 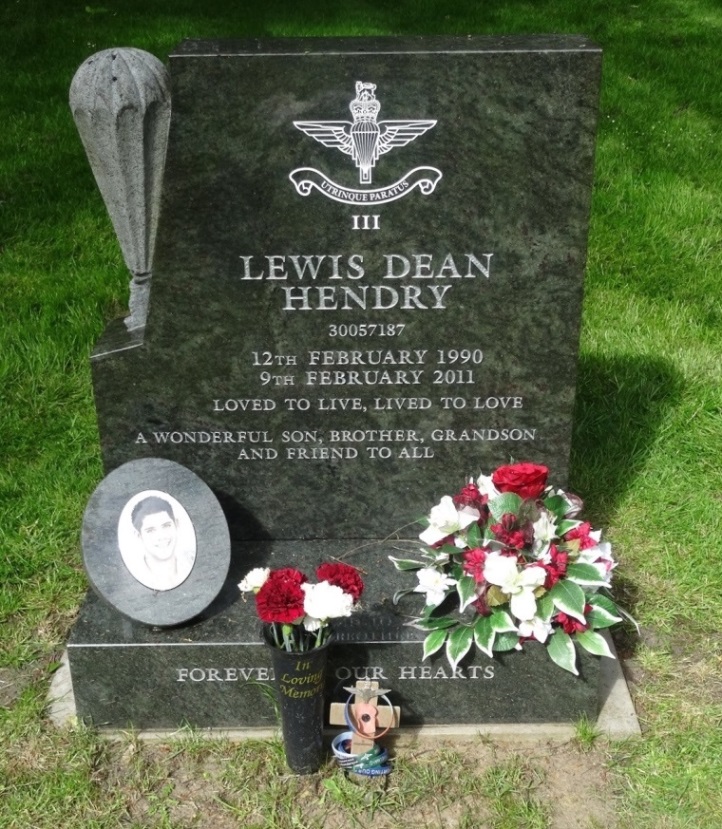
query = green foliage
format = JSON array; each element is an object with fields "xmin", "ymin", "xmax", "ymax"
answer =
[
  {"xmin": 488, "ymin": 492, "xmax": 523, "ymax": 521},
  {"xmin": 547, "ymin": 630, "xmax": 578, "ymax": 676},
  {"xmin": 574, "ymin": 714, "xmax": 602, "ymax": 752}
]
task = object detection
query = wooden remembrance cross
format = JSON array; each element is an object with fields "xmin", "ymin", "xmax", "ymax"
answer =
[{"xmin": 329, "ymin": 680, "xmax": 401, "ymax": 755}]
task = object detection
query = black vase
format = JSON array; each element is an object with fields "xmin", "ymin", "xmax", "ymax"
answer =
[{"xmin": 263, "ymin": 626, "xmax": 331, "ymax": 774}]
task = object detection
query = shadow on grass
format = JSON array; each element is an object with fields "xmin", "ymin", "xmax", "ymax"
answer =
[{"xmin": 569, "ymin": 352, "xmax": 682, "ymax": 524}]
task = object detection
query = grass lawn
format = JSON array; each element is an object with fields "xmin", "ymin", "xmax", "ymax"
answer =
[{"xmin": 2, "ymin": 1, "xmax": 722, "ymax": 827}]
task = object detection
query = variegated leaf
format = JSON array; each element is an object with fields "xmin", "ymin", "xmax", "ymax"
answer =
[
  {"xmin": 549, "ymin": 579, "xmax": 587, "ymax": 623},
  {"xmin": 547, "ymin": 630, "xmax": 579, "ymax": 675},
  {"xmin": 566, "ymin": 563, "xmax": 608, "ymax": 587},
  {"xmin": 446, "ymin": 625, "xmax": 474, "ymax": 671},
  {"xmin": 423, "ymin": 628, "xmax": 449, "ymax": 661},
  {"xmin": 457, "ymin": 575, "xmax": 479, "ymax": 612},
  {"xmin": 388, "ymin": 556, "xmax": 426, "ymax": 571},
  {"xmin": 575, "ymin": 630, "xmax": 614, "ymax": 659},
  {"xmin": 490, "ymin": 610, "xmax": 517, "ymax": 633},
  {"xmin": 473, "ymin": 615, "xmax": 495, "ymax": 657}
]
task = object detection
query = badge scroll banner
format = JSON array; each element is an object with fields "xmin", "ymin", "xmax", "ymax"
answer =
[{"xmin": 289, "ymin": 166, "xmax": 442, "ymax": 205}]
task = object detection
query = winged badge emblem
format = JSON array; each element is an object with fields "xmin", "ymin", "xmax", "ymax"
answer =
[{"xmin": 294, "ymin": 81, "xmax": 436, "ymax": 185}]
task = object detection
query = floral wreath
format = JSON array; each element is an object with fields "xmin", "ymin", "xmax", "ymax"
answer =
[{"xmin": 391, "ymin": 462, "xmax": 625, "ymax": 675}]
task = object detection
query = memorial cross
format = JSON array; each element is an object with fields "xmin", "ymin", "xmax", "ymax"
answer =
[{"xmin": 329, "ymin": 679, "xmax": 401, "ymax": 755}]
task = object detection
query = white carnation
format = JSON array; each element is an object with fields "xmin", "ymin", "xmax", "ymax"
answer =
[
  {"xmin": 302, "ymin": 581, "xmax": 355, "ymax": 626},
  {"xmin": 238, "ymin": 567, "xmax": 270, "ymax": 593}
]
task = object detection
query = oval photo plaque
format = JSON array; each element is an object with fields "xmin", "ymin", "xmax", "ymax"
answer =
[{"xmin": 82, "ymin": 459, "xmax": 230, "ymax": 626}]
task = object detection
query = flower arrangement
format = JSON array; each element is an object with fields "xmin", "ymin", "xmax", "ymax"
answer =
[
  {"xmin": 390, "ymin": 462, "xmax": 624, "ymax": 675},
  {"xmin": 239, "ymin": 562, "xmax": 364, "ymax": 652}
]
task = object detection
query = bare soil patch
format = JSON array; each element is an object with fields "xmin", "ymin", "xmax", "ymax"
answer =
[{"xmin": 101, "ymin": 735, "xmax": 621, "ymax": 829}]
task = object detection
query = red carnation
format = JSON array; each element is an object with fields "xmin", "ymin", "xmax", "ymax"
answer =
[
  {"xmin": 255, "ymin": 569, "xmax": 307, "ymax": 624},
  {"xmin": 542, "ymin": 544, "xmax": 569, "ymax": 589},
  {"xmin": 564, "ymin": 522, "xmax": 597, "ymax": 550},
  {"xmin": 490, "ymin": 513, "xmax": 528, "ymax": 550},
  {"xmin": 555, "ymin": 606, "xmax": 591, "ymax": 635},
  {"xmin": 453, "ymin": 482, "xmax": 488, "ymax": 515},
  {"xmin": 463, "ymin": 547, "xmax": 489, "ymax": 583},
  {"xmin": 492, "ymin": 462, "xmax": 548, "ymax": 500},
  {"xmin": 316, "ymin": 562, "xmax": 364, "ymax": 602},
  {"xmin": 268, "ymin": 567, "xmax": 307, "ymax": 585}
]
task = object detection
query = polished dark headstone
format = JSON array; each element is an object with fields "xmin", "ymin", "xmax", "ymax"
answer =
[
  {"xmin": 74, "ymin": 35, "xmax": 604, "ymax": 728},
  {"xmin": 68, "ymin": 543, "xmax": 600, "ymax": 729},
  {"xmin": 91, "ymin": 35, "xmax": 602, "ymax": 540},
  {"xmin": 82, "ymin": 458, "xmax": 230, "ymax": 626}
]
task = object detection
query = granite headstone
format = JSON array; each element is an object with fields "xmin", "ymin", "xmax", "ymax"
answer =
[{"xmin": 70, "ymin": 36, "xmax": 603, "ymax": 729}]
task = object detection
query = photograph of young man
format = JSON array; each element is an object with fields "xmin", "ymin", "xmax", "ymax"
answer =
[{"xmin": 119, "ymin": 492, "xmax": 196, "ymax": 591}]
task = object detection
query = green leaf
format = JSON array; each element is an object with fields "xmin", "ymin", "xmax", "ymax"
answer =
[
  {"xmin": 446, "ymin": 625, "xmax": 474, "ymax": 670},
  {"xmin": 488, "ymin": 492, "xmax": 523, "ymax": 520},
  {"xmin": 575, "ymin": 630, "xmax": 615, "ymax": 659},
  {"xmin": 547, "ymin": 630, "xmax": 579, "ymax": 675},
  {"xmin": 493, "ymin": 631, "xmax": 520, "ymax": 652},
  {"xmin": 392, "ymin": 588, "xmax": 416, "ymax": 605},
  {"xmin": 467, "ymin": 521, "xmax": 482, "ymax": 547},
  {"xmin": 413, "ymin": 616, "xmax": 458, "ymax": 631},
  {"xmin": 557, "ymin": 519, "xmax": 582, "ymax": 536},
  {"xmin": 587, "ymin": 594, "xmax": 619, "ymax": 615},
  {"xmin": 473, "ymin": 615, "xmax": 495, "ymax": 657},
  {"xmin": 549, "ymin": 580, "xmax": 586, "ymax": 623},
  {"xmin": 423, "ymin": 628, "xmax": 449, "ymax": 661},
  {"xmin": 587, "ymin": 605, "xmax": 622, "ymax": 629},
  {"xmin": 543, "ymin": 494, "xmax": 568, "ymax": 520},
  {"xmin": 388, "ymin": 556, "xmax": 426, "ymax": 571},
  {"xmin": 536, "ymin": 591, "xmax": 555, "ymax": 622},
  {"xmin": 566, "ymin": 563, "xmax": 608, "ymax": 587},
  {"xmin": 490, "ymin": 610, "xmax": 517, "ymax": 633},
  {"xmin": 457, "ymin": 575, "xmax": 478, "ymax": 611}
]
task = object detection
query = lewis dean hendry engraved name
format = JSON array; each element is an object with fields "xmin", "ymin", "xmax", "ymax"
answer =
[{"xmin": 237, "ymin": 252, "xmax": 492, "ymax": 311}]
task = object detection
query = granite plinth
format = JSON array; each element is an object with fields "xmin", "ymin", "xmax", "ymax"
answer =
[{"xmin": 68, "ymin": 543, "xmax": 600, "ymax": 729}]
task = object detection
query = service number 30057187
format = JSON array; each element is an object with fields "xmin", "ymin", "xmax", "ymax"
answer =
[{"xmin": 327, "ymin": 323, "xmax": 405, "ymax": 337}]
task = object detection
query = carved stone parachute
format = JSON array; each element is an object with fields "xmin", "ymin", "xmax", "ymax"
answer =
[{"xmin": 70, "ymin": 48, "xmax": 171, "ymax": 330}]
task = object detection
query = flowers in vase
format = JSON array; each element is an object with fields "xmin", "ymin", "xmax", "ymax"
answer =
[
  {"xmin": 239, "ymin": 562, "xmax": 364, "ymax": 651},
  {"xmin": 390, "ymin": 462, "xmax": 624, "ymax": 675}
]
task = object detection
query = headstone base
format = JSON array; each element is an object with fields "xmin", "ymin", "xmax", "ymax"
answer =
[{"xmin": 67, "ymin": 542, "xmax": 603, "ymax": 729}]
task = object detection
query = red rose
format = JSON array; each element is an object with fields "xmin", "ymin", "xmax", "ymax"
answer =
[
  {"xmin": 255, "ymin": 568, "xmax": 307, "ymax": 624},
  {"xmin": 492, "ymin": 462, "xmax": 549, "ymax": 500},
  {"xmin": 316, "ymin": 562, "xmax": 364, "ymax": 602}
]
